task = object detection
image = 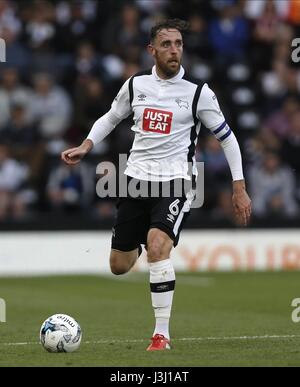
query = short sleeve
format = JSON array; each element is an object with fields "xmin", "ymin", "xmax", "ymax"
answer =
[{"xmin": 196, "ymin": 83, "xmax": 226, "ymax": 129}]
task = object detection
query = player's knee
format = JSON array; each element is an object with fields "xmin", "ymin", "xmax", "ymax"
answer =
[
  {"xmin": 111, "ymin": 267, "xmax": 127, "ymax": 275},
  {"xmin": 147, "ymin": 230, "xmax": 173, "ymax": 262},
  {"xmin": 110, "ymin": 261, "xmax": 129, "ymax": 275},
  {"xmin": 110, "ymin": 252, "xmax": 132, "ymax": 275},
  {"xmin": 147, "ymin": 238, "xmax": 166, "ymax": 262},
  {"xmin": 147, "ymin": 244, "xmax": 162, "ymax": 261}
]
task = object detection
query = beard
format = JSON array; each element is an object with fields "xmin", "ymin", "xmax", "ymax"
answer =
[{"xmin": 155, "ymin": 55, "xmax": 181, "ymax": 78}]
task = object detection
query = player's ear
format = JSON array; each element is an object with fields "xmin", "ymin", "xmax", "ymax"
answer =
[{"xmin": 147, "ymin": 44, "xmax": 155, "ymax": 58}]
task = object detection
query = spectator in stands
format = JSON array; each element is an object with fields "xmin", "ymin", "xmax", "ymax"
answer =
[
  {"xmin": 211, "ymin": 186, "xmax": 235, "ymax": 223},
  {"xmin": 21, "ymin": 0, "xmax": 58, "ymax": 75},
  {"xmin": 74, "ymin": 42, "xmax": 103, "ymax": 79},
  {"xmin": 0, "ymin": 103, "xmax": 45, "ymax": 182},
  {"xmin": 281, "ymin": 110, "xmax": 300, "ymax": 178},
  {"xmin": 54, "ymin": 0, "xmax": 98, "ymax": 54},
  {"xmin": 0, "ymin": 103, "xmax": 37, "ymax": 146},
  {"xmin": 72, "ymin": 76, "xmax": 111, "ymax": 155},
  {"xmin": 100, "ymin": 3, "xmax": 146, "ymax": 62},
  {"xmin": 184, "ymin": 13, "xmax": 209, "ymax": 57},
  {"xmin": 0, "ymin": 67, "xmax": 33, "ymax": 130},
  {"xmin": 24, "ymin": 0, "xmax": 56, "ymax": 50},
  {"xmin": 99, "ymin": 4, "xmax": 146, "ymax": 82},
  {"xmin": 74, "ymin": 77, "xmax": 109, "ymax": 132},
  {"xmin": 29, "ymin": 73, "xmax": 72, "ymax": 142},
  {"xmin": 248, "ymin": 0, "xmax": 286, "ymax": 72},
  {"xmin": 135, "ymin": 0, "xmax": 169, "ymax": 15},
  {"xmin": 261, "ymin": 57, "xmax": 300, "ymax": 101},
  {"xmin": 0, "ymin": 0, "xmax": 22, "ymax": 56},
  {"xmin": 198, "ymin": 135, "xmax": 230, "ymax": 183},
  {"xmin": 67, "ymin": 42, "xmax": 108, "ymax": 91},
  {"xmin": 244, "ymin": 0, "xmax": 288, "ymax": 20},
  {"xmin": 248, "ymin": 150, "xmax": 299, "ymax": 218},
  {"xmin": 0, "ymin": 0, "xmax": 21, "ymax": 33},
  {"xmin": 244, "ymin": 127, "xmax": 281, "ymax": 167},
  {"xmin": 46, "ymin": 158, "xmax": 94, "ymax": 212},
  {"xmin": 252, "ymin": 0, "xmax": 282, "ymax": 44},
  {"xmin": 208, "ymin": 3, "xmax": 250, "ymax": 64},
  {"xmin": 263, "ymin": 95, "xmax": 300, "ymax": 139},
  {"xmin": 0, "ymin": 25, "xmax": 30, "ymax": 76},
  {"xmin": 0, "ymin": 143, "xmax": 31, "ymax": 220}
]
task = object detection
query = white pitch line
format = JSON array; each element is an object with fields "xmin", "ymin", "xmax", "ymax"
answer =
[{"xmin": 1, "ymin": 334, "xmax": 300, "ymax": 347}]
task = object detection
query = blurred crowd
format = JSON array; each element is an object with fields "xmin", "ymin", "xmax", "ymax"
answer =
[{"xmin": 0, "ymin": 0, "xmax": 300, "ymax": 225}]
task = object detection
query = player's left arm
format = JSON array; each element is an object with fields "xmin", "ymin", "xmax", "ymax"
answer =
[{"xmin": 197, "ymin": 84, "xmax": 252, "ymax": 226}]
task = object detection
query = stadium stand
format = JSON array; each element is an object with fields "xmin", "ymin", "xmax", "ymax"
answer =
[{"xmin": 0, "ymin": 0, "xmax": 300, "ymax": 230}]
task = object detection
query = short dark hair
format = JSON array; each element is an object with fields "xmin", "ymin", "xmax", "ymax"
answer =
[{"xmin": 150, "ymin": 18, "xmax": 189, "ymax": 43}]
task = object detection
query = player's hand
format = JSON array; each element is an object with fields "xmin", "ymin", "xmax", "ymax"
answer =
[
  {"xmin": 61, "ymin": 140, "xmax": 93, "ymax": 165},
  {"xmin": 232, "ymin": 180, "xmax": 252, "ymax": 226}
]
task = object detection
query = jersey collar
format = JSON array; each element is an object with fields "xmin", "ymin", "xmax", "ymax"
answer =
[{"xmin": 152, "ymin": 65, "xmax": 185, "ymax": 83}]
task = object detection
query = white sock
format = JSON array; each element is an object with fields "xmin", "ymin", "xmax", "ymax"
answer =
[{"xmin": 149, "ymin": 259, "xmax": 175, "ymax": 340}]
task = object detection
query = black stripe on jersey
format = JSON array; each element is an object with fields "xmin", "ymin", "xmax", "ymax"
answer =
[
  {"xmin": 182, "ymin": 74, "xmax": 204, "ymax": 123},
  {"xmin": 187, "ymin": 125, "xmax": 198, "ymax": 188},
  {"xmin": 186, "ymin": 82, "xmax": 203, "ymax": 187},
  {"xmin": 129, "ymin": 69, "xmax": 152, "ymax": 105},
  {"xmin": 150, "ymin": 280, "xmax": 175, "ymax": 293},
  {"xmin": 192, "ymin": 85, "xmax": 202, "ymax": 124}
]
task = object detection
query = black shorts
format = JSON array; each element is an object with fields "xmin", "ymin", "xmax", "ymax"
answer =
[{"xmin": 111, "ymin": 178, "xmax": 193, "ymax": 252}]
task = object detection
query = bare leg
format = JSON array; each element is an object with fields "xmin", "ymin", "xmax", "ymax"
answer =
[
  {"xmin": 147, "ymin": 228, "xmax": 173, "ymax": 263},
  {"xmin": 109, "ymin": 248, "xmax": 141, "ymax": 275}
]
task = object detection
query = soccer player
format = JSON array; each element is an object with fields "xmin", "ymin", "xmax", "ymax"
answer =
[{"xmin": 61, "ymin": 19, "xmax": 251, "ymax": 351}]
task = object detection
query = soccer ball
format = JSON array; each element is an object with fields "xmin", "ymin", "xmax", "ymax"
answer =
[{"xmin": 40, "ymin": 314, "xmax": 82, "ymax": 353}]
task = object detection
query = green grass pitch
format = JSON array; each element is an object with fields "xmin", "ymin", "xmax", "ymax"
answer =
[{"xmin": 0, "ymin": 272, "xmax": 300, "ymax": 367}]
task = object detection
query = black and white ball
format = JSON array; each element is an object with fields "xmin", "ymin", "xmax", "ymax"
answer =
[{"xmin": 40, "ymin": 314, "xmax": 82, "ymax": 353}]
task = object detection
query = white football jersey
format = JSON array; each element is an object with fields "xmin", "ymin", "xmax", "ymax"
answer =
[{"xmin": 108, "ymin": 66, "xmax": 230, "ymax": 182}]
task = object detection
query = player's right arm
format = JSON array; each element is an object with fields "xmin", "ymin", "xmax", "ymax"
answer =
[{"xmin": 61, "ymin": 78, "xmax": 132, "ymax": 165}]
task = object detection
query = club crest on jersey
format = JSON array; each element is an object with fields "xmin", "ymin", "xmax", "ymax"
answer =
[
  {"xmin": 175, "ymin": 98, "xmax": 189, "ymax": 109},
  {"xmin": 143, "ymin": 108, "xmax": 173, "ymax": 134}
]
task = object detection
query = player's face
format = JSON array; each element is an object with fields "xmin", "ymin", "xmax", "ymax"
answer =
[{"xmin": 148, "ymin": 29, "xmax": 183, "ymax": 78}]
